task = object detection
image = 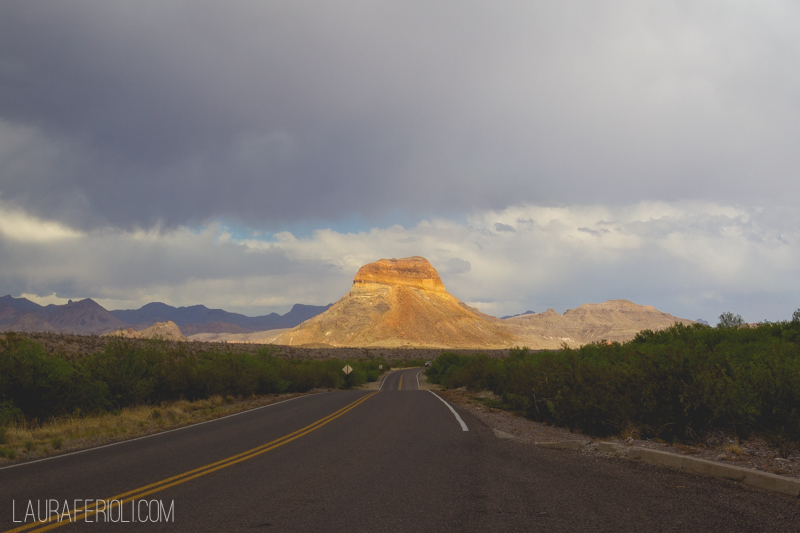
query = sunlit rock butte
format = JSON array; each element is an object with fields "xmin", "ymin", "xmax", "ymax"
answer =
[
  {"xmin": 352, "ymin": 256, "xmax": 447, "ymax": 293},
  {"xmin": 271, "ymin": 256, "xmax": 514, "ymax": 348},
  {"xmin": 268, "ymin": 256, "xmax": 693, "ymax": 349}
]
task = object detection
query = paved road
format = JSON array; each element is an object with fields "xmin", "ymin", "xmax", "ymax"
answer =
[
  {"xmin": 379, "ymin": 368, "xmax": 422, "ymax": 390},
  {"xmin": 2, "ymin": 371, "xmax": 799, "ymax": 532}
]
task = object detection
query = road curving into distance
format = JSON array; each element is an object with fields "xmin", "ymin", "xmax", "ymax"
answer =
[
  {"xmin": 2, "ymin": 373, "xmax": 799, "ymax": 532},
  {"xmin": 379, "ymin": 368, "xmax": 424, "ymax": 391}
]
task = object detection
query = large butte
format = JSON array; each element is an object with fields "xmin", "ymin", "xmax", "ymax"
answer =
[{"xmin": 351, "ymin": 256, "xmax": 447, "ymax": 293}]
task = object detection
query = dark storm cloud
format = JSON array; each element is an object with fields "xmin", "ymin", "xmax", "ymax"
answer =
[{"xmin": 1, "ymin": 1, "xmax": 799, "ymax": 231}]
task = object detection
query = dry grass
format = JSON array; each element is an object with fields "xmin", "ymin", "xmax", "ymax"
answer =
[
  {"xmin": 673, "ymin": 442, "xmax": 701, "ymax": 455},
  {"xmin": 619, "ymin": 424, "xmax": 640, "ymax": 441},
  {"xmin": 0, "ymin": 393, "xmax": 309, "ymax": 464},
  {"xmin": 722, "ymin": 442, "xmax": 745, "ymax": 456},
  {"xmin": 719, "ymin": 436, "xmax": 745, "ymax": 456}
]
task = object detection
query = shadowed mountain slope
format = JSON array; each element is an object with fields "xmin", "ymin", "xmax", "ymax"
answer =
[
  {"xmin": 0, "ymin": 296, "xmax": 331, "ymax": 335},
  {"xmin": 110, "ymin": 302, "xmax": 332, "ymax": 332},
  {"xmin": 0, "ymin": 297, "xmax": 126, "ymax": 335}
]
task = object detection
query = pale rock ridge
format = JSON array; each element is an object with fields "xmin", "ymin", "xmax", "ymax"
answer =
[
  {"xmin": 503, "ymin": 299, "xmax": 693, "ymax": 345},
  {"xmin": 105, "ymin": 321, "xmax": 186, "ymax": 341}
]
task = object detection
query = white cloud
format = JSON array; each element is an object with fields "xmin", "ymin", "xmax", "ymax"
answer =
[
  {"xmin": 0, "ymin": 200, "xmax": 84, "ymax": 242},
  {"xmin": 18, "ymin": 293, "xmax": 72, "ymax": 306},
  {"xmin": 1, "ymin": 202, "xmax": 798, "ymax": 323}
]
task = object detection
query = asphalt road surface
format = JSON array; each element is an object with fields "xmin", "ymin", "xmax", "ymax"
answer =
[{"xmin": 2, "ymin": 368, "xmax": 799, "ymax": 532}]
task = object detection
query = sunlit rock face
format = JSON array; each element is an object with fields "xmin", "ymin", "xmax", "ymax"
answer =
[
  {"xmin": 104, "ymin": 321, "xmax": 186, "ymax": 341},
  {"xmin": 272, "ymin": 256, "xmax": 515, "ymax": 348},
  {"xmin": 352, "ymin": 256, "xmax": 446, "ymax": 293}
]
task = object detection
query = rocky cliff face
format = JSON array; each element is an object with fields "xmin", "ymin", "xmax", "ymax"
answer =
[{"xmin": 352, "ymin": 256, "xmax": 447, "ymax": 293}]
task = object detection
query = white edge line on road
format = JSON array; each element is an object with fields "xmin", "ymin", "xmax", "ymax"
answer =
[
  {"xmin": 379, "ymin": 371, "xmax": 392, "ymax": 390},
  {"xmin": 0, "ymin": 392, "xmax": 324, "ymax": 471},
  {"xmin": 427, "ymin": 390, "xmax": 469, "ymax": 431},
  {"xmin": 416, "ymin": 371, "xmax": 421, "ymax": 389}
]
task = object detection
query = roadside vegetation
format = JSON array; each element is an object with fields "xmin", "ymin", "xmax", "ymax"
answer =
[
  {"xmin": 0, "ymin": 334, "xmax": 386, "ymax": 460},
  {"xmin": 390, "ymin": 357, "xmax": 428, "ymax": 368},
  {"xmin": 426, "ymin": 310, "xmax": 800, "ymax": 455}
]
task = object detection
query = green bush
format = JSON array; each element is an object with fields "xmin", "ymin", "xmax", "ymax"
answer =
[
  {"xmin": 0, "ymin": 334, "xmax": 390, "ymax": 424},
  {"xmin": 0, "ymin": 447, "xmax": 17, "ymax": 459},
  {"xmin": 426, "ymin": 316, "xmax": 800, "ymax": 443}
]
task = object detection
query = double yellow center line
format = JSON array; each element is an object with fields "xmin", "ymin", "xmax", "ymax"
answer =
[{"xmin": 7, "ymin": 392, "xmax": 380, "ymax": 533}]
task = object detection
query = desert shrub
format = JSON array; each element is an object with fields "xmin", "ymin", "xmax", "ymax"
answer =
[
  {"xmin": 0, "ymin": 448, "xmax": 17, "ymax": 459},
  {"xmin": 393, "ymin": 358, "xmax": 427, "ymax": 368},
  {"xmin": 427, "ymin": 316, "xmax": 800, "ymax": 443},
  {"xmin": 0, "ymin": 334, "xmax": 107, "ymax": 420},
  {"xmin": 1, "ymin": 333, "xmax": 389, "ymax": 423},
  {"xmin": 0, "ymin": 400, "xmax": 21, "ymax": 444}
]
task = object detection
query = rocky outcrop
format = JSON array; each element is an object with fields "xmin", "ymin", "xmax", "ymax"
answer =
[
  {"xmin": 105, "ymin": 321, "xmax": 186, "ymax": 341},
  {"xmin": 352, "ymin": 256, "xmax": 447, "ymax": 293}
]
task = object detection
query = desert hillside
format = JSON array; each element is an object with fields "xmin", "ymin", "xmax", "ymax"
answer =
[
  {"xmin": 104, "ymin": 321, "xmax": 187, "ymax": 341},
  {"xmin": 266, "ymin": 256, "xmax": 693, "ymax": 349},
  {"xmin": 504, "ymin": 300, "xmax": 693, "ymax": 345}
]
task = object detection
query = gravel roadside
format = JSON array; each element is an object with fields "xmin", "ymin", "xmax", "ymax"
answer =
[{"xmin": 438, "ymin": 386, "xmax": 800, "ymax": 480}]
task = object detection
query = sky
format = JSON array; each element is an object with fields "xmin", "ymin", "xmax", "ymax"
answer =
[{"xmin": 1, "ymin": 1, "xmax": 799, "ymax": 323}]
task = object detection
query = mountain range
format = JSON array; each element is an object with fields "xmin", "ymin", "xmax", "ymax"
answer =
[
  {"xmin": 0, "ymin": 295, "xmax": 331, "ymax": 336},
  {"xmin": 1, "ymin": 255, "xmax": 693, "ymax": 347}
]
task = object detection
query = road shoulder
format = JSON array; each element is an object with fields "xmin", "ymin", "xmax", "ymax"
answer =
[{"xmin": 440, "ymin": 387, "xmax": 800, "ymax": 497}]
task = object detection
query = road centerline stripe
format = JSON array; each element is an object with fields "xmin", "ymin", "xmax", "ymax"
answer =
[
  {"xmin": 398, "ymin": 373, "xmax": 404, "ymax": 390},
  {"xmin": 4, "ymin": 392, "xmax": 380, "ymax": 533},
  {"xmin": 0, "ymin": 393, "xmax": 317, "ymax": 472}
]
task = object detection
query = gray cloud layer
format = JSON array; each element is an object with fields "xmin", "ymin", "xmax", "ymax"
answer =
[{"xmin": 2, "ymin": 1, "xmax": 799, "ymax": 231}]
